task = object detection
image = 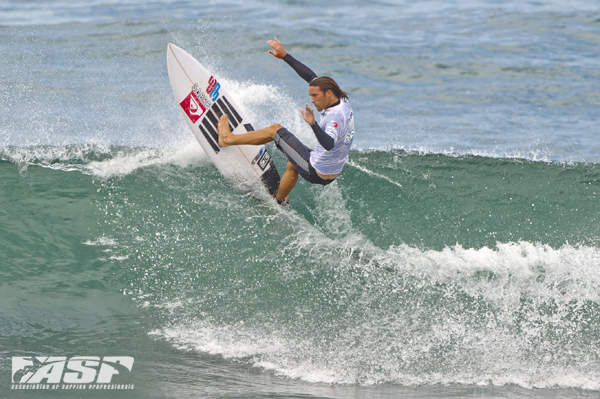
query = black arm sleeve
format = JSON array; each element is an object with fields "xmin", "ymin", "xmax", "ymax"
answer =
[
  {"xmin": 310, "ymin": 123, "xmax": 335, "ymax": 151},
  {"xmin": 283, "ymin": 53, "xmax": 318, "ymax": 83},
  {"xmin": 283, "ymin": 53, "xmax": 332, "ymax": 150}
]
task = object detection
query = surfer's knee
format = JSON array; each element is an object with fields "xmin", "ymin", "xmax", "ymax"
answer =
[
  {"xmin": 269, "ymin": 123, "xmax": 284, "ymax": 138},
  {"xmin": 286, "ymin": 161, "xmax": 298, "ymax": 176}
]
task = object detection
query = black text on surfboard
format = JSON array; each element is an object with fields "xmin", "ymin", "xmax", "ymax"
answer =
[
  {"xmin": 192, "ymin": 83, "xmax": 212, "ymax": 110},
  {"xmin": 196, "ymin": 95, "xmax": 245, "ymax": 154}
]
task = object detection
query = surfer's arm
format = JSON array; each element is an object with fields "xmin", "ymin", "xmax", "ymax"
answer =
[
  {"xmin": 283, "ymin": 53, "xmax": 318, "ymax": 83},
  {"xmin": 310, "ymin": 123, "xmax": 335, "ymax": 150},
  {"xmin": 301, "ymin": 104, "xmax": 334, "ymax": 150},
  {"xmin": 268, "ymin": 39, "xmax": 317, "ymax": 83}
]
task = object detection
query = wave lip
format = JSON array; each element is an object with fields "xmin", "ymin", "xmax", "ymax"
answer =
[{"xmin": 0, "ymin": 141, "xmax": 206, "ymax": 177}]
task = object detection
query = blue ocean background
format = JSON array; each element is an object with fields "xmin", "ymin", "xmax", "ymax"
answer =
[{"xmin": 1, "ymin": 1, "xmax": 599, "ymax": 398}]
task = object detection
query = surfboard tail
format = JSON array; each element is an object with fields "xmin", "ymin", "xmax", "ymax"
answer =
[{"xmin": 260, "ymin": 161, "xmax": 281, "ymax": 198}]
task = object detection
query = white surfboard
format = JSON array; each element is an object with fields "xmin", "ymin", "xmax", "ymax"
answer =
[{"xmin": 166, "ymin": 43, "xmax": 280, "ymax": 197}]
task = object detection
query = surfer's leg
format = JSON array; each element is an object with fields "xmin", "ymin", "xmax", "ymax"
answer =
[
  {"xmin": 218, "ymin": 115, "xmax": 279, "ymax": 147},
  {"xmin": 276, "ymin": 162, "xmax": 298, "ymax": 202}
]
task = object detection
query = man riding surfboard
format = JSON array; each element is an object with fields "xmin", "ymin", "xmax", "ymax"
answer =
[{"xmin": 218, "ymin": 38, "xmax": 355, "ymax": 204}]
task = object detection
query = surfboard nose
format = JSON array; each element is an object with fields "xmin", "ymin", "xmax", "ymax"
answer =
[{"xmin": 168, "ymin": 43, "xmax": 181, "ymax": 52}]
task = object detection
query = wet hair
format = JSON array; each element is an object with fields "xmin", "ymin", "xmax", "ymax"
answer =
[{"xmin": 309, "ymin": 76, "xmax": 349, "ymax": 100}]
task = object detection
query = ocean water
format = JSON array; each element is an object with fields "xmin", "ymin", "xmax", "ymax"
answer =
[{"xmin": 1, "ymin": 1, "xmax": 600, "ymax": 398}]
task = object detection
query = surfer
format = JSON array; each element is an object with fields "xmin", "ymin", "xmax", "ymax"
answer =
[{"xmin": 218, "ymin": 38, "xmax": 355, "ymax": 204}]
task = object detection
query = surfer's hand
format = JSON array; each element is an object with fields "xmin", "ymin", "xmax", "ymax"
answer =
[
  {"xmin": 268, "ymin": 38, "xmax": 287, "ymax": 59},
  {"xmin": 300, "ymin": 104, "xmax": 315, "ymax": 125}
]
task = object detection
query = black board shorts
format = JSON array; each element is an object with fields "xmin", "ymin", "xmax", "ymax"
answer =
[{"xmin": 273, "ymin": 128, "xmax": 335, "ymax": 186}]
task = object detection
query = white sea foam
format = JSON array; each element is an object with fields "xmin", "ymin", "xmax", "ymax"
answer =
[
  {"xmin": 85, "ymin": 140, "xmax": 207, "ymax": 178},
  {"xmin": 388, "ymin": 241, "xmax": 600, "ymax": 303},
  {"xmin": 139, "ymin": 183, "xmax": 600, "ymax": 389},
  {"xmin": 150, "ymin": 233, "xmax": 600, "ymax": 388}
]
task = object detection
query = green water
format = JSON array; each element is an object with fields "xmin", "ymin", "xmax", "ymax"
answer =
[{"xmin": 1, "ymin": 148, "xmax": 600, "ymax": 396}]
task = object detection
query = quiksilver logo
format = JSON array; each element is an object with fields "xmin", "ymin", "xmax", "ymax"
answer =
[
  {"xmin": 180, "ymin": 91, "xmax": 206, "ymax": 123},
  {"xmin": 12, "ymin": 356, "xmax": 134, "ymax": 388}
]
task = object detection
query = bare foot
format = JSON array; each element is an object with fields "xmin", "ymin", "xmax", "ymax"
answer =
[{"xmin": 218, "ymin": 115, "xmax": 233, "ymax": 147}]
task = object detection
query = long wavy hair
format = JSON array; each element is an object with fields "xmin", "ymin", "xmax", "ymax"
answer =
[{"xmin": 309, "ymin": 77, "xmax": 349, "ymax": 100}]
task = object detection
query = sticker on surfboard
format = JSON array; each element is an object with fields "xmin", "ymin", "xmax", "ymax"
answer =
[{"xmin": 167, "ymin": 43, "xmax": 280, "ymax": 197}]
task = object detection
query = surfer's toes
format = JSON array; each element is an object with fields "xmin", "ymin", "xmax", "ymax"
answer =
[
  {"xmin": 217, "ymin": 115, "xmax": 231, "ymax": 147},
  {"xmin": 276, "ymin": 197, "xmax": 289, "ymax": 206}
]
